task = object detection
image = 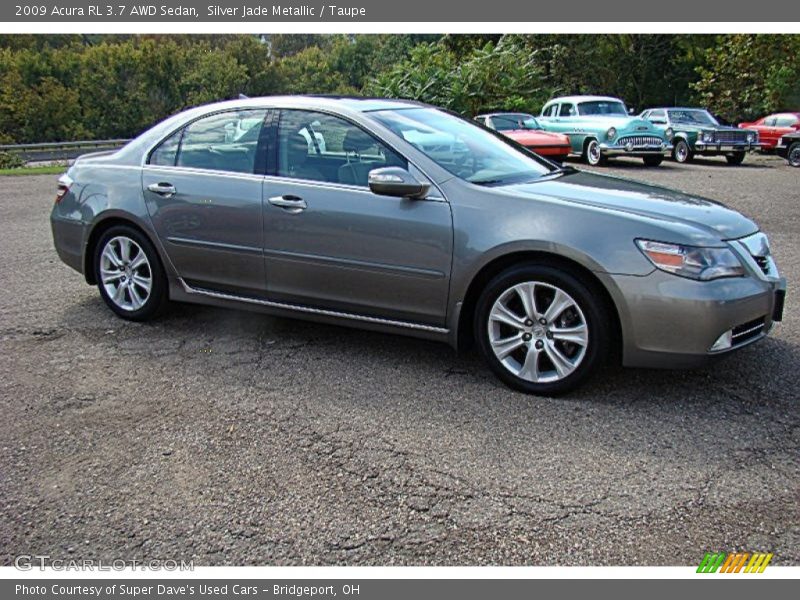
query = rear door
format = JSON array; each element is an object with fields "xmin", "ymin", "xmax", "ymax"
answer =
[
  {"xmin": 143, "ymin": 108, "xmax": 270, "ymax": 295},
  {"xmin": 261, "ymin": 108, "xmax": 453, "ymax": 326}
]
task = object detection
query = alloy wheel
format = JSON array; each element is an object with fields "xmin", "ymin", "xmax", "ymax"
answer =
[
  {"xmin": 789, "ymin": 143, "xmax": 800, "ymax": 167},
  {"xmin": 674, "ymin": 141, "xmax": 689, "ymax": 163},
  {"xmin": 487, "ymin": 281, "xmax": 589, "ymax": 383},
  {"xmin": 99, "ymin": 236, "xmax": 153, "ymax": 311}
]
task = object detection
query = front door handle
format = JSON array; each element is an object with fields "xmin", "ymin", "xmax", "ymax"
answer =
[
  {"xmin": 268, "ymin": 195, "xmax": 307, "ymax": 213},
  {"xmin": 147, "ymin": 182, "xmax": 177, "ymax": 198}
]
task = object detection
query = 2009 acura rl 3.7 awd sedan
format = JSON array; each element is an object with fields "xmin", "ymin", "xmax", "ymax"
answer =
[{"xmin": 51, "ymin": 96, "xmax": 786, "ymax": 394}]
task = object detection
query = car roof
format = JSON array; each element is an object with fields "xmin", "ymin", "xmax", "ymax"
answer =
[
  {"xmin": 476, "ymin": 112, "xmax": 536, "ymax": 118},
  {"xmin": 646, "ymin": 107, "xmax": 710, "ymax": 111},
  {"xmin": 186, "ymin": 95, "xmax": 430, "ymax": 114},
  {"xmin": 545, "ymin": 95, "xmax": 624, "ymax": 105}
]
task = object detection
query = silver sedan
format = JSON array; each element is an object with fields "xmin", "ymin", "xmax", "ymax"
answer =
[{"xmin": 51, "ymin": 96, "xmax": 786, "ymax": 394}]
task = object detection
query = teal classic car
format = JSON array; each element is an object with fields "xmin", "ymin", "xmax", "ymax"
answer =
[
  {"xmin": 640, "ymin": 107, "xmax": 761, "ymax": 165},
  {"xmin": 538, "ymin": 95, "xmax": 672, "ymax": 166}
]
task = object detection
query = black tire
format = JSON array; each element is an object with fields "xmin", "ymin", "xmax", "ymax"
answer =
[
  {"xmin": 672, "ymin": 139, "xmax": 692, "ymax": 163},
  {"xmin": 642, "ymin": 155, "xmax": 664, "ymax": 167},
  {"xmin": 583, "ymin": 139, "xmax": 607, "ymax": 166},
  {"xmin": 93, "ymin": 224, "xmax": 167, "ymax": 321},
  {"xmin": 474, "ymin": 263, "xmax": 611, "ymax": 396},
  {"xmin": 787, "ymin": 142, "xmax": 800, "ymax": 167},
  {"xmin": 725, "ymin": 151, "xmax": 746, "ymax": 165}
]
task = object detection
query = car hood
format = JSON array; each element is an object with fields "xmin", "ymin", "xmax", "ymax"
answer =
[
  {"xmin": 504, "ymin": 130, "xmax": 570, "ymax": 144},
  {"xmin": 502, "ymin": 171, "xmax": 758, "ymax": 240}
]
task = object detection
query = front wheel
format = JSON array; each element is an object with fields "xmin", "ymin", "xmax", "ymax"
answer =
[
  {"xmin": 672, "ymin": 140, "xmax": 692, "ymax": 163},
  {"xmin": 725, "ymin": 152, "xmax": 746, "ymax": 165},
  {"xmin": 642, "ymin": 155, "xmax": 664, "ymax": 167},
  {"xmin": 474, "ymin": 264, "xmax": 611, "ymax": 396},
  {"xmin": 787, "ymin": 142, "xmax": 800, "ymax": 167},
  {"xmin": 583, "ymin": 139, "xmax": 607, "ymax": 166},
  {"xmin": 94, "ymin": 225, "xmax": 167, "ymax": 321}
]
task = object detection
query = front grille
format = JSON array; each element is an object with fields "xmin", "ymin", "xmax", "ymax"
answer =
[
  {"xmin": 715, "ymin": 130, "xmax": 749, "ymax": 144},
  {"xmin": 618, "ymin": 135, "xmax": 663, "ymax": 148},
  {"xmin": 731, "ymin": 317, "xmax": 766, "ymax": 346}
]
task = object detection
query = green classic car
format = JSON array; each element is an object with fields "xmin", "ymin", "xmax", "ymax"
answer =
[
  {"xmin": 538, "ymin": 95, "xmax": 672, "ymax": 166},
  {"xmin": 639, "ymin": 107, "xmax": 761, "ymax": 165}
]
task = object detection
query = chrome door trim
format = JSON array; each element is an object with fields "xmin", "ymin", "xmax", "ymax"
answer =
[
  {"xmin": 178, "ymin": 278, "xmax": 450, "ymax": 334},
  {"xmin": 166, "ymin": 236, "xmax": 263, "ymax": 255}
]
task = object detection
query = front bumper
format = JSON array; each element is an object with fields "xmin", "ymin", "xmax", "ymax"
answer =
[
  {"xmin": 527, "ymin": 144, "xmax": 572, "ymax": 157},
  {"xmin": 599, "ymin": 142, "xmax": 672, "ymax": 157},
  {"xmin": 693, "ymin": 141, "xmax": 762, "ymax": 154},
  {"xmin": 600, "ymin": 267, "xmax": 786, "ymax": 369}
]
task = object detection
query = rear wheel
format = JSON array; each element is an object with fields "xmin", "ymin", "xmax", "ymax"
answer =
[
  {"xmin": 726, "ymin": 151, "xmax": 746, "ymax": 165},
  {"xmin": 474, "ymin": 264, "xmax": 611, "ymax": 396},
  {"xmin": 642, "ymin": 155, "xmax": 664, "ymax": 167},
  {"xmin": 787, "ymin": 142, "xmax": 800, "ymax": 167},
  {"xmin": 583, "ymin": 139, "xmax": 607, "ymax": 166},
  {"xmin": 93, "ymin": 225, "xmax": 167, "ymax": 321},
  {"xmin": 672, "ymin": 139, "xmax": 692, "ymax": 163}
]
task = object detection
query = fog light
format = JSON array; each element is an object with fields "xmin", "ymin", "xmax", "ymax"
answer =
[{"xmin": 709, "ymin": 330, "xmax": 733, "ymax": 352}]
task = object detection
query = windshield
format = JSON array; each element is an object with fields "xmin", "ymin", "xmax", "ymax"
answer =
[
  {"xmin": 577, "ymin": 100, "xmax": 628, "ymax": 116},
  {"xmin": 667, "ymin": 109, "xmax": 718, "ymax": 126},
  {"xmin": 371, "ymin": 108, "xmax": 553, "ymax": 185},
  {"xmin": 492, "ymin": 114, "xmax": 541, "ymax": 131}
]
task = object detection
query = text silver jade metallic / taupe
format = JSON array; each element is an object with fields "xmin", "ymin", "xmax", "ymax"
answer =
[{"xmin": 51, "ymin": 96, "xmax": 787, "ymax": 394}]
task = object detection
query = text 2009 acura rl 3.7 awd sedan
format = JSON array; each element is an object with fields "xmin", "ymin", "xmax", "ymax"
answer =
[{"xmin": 51, "ymin": 96, "xmax": 787, "ymax": 395}]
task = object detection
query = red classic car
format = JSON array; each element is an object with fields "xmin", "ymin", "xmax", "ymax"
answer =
[
  {"xmin": 738, "ymin": 112, "xmax": 800, "ymax": 149},
  {"xmin": 476, "ymin": 112, "xmax": 572, "ymax": 161}
]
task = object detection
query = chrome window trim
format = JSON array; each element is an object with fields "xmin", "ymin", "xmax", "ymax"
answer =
[
  {"xmin": 141, "ymin": 103, "xmax": 446, "ymax": 201},
  {"xmin": 143, "ymin": 164, "xmax": 265, "ymax": 182}
]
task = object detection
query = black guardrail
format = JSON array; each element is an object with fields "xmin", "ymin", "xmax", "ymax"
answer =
[{"xmin": 0, "ymin": 139, "xmax": 131, "ymax": 163}]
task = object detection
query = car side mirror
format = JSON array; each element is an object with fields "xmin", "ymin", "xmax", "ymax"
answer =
[
  {"xmin": 628, "ymin": 107, "xmax": 636, "ymax": 115},
  {"xmin": 368, "ymin": 167, "xmax": 430, "ymax": 200}
]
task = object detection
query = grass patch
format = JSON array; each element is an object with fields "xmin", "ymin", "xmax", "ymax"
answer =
[{"xmin": 0, "ymin": 165, "xmax": 66, "ymax": 176}]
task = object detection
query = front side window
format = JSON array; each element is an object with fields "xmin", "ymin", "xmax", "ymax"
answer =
[
  {"xmin": 577, "ymin": 100, "xmax": 628, "ymax": 116},
  {"xmin": 149, "ymin": 109, "xmax": 268, "ymax": 174},
  {"xmin": 277, "ymin": 110, "xmax": 406, "ymax": 187},
  {"xmin": 371, "ymin": 107, "xmax": 553, "ymax": 186},
  {"xmin": 559, "ymin": 103, "xmax": 576, "ymax": 117}
]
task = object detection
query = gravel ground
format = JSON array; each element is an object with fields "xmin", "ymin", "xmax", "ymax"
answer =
[{"xmin": 1, "ymin": 153, "xmax": 797, "ymax": 566}]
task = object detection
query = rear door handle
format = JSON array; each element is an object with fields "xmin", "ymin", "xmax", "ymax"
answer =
[
  {"xmin": 147, "ymin": 182, "xmax": 177, "ymax": 197},
  {"xmin": 268, "ymin": 195, "xmax": 307, "ymax": 213}
]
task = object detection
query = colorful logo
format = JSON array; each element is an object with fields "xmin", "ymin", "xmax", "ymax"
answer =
[{"xmin": 697, "ymin": 552, "xmax": 773, "ymax": 573}]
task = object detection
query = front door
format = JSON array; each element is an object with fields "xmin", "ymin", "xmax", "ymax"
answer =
[
  {"xmin": 261, "ymin": 109, "xmax": 453, "ymax": 326},
  {"xmin": 143, "ymin": 109, "xmax": 270, "ymax": 295}
]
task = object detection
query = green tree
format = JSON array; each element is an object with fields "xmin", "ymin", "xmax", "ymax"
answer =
[
  {"xmin": 366, "ymin": 36, "xmax": 553, "ymax": 116},
  {"xmin": 693, "ymin": 34, "xmax": 800, "ymax": 121}
]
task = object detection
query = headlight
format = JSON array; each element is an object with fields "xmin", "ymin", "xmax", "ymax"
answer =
[
  {"xmin": 747, "ymin": 131, "xmax": 756, "ymax": 142},
  {"xmin": 606, "ymin": 127, "xmax": 617, "ymax": 140},
  {"xmin": 635, "ymin": 239, "xmax": 744, "ymax": 280},
  {"xmin": 665, "ymin": 127, "xmax": 674, "ymax": 140},
  {"xmin": 702, "ymin": 131, "xmax": 715, "ymax": 143}
]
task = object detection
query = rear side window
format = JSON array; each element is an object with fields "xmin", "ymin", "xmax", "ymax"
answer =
[
  {"xmin": 150, "ymin": 130, "xmax": 181, "ymax": 166},
  {"xmin": 148, "ymin": 109, "xmax": 268, "ymax": 174},
  {"xmin": 775, "ymin": 115, "xmax": 798, "ymax": 127},
  {"xmin": 559, "ymin": 103, "xmax": 575, "ymax": 117}
]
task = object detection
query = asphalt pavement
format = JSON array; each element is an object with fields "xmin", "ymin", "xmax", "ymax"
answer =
[{"xmin": 1, "ymin": 153, "xmax": 797, "ymax": 566}]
